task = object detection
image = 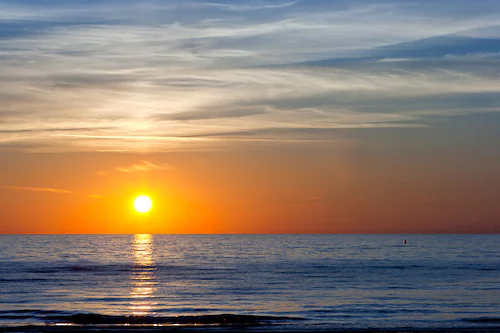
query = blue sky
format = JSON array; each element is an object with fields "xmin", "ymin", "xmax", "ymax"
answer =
[{"xmin": 1, "ymin": 0, "xmax": 500, "ymax": 152}]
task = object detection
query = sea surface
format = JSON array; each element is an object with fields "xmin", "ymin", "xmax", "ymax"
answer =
[{"xmin": 0, "ymin": 234, "xmax": 499, "ymax": 332}]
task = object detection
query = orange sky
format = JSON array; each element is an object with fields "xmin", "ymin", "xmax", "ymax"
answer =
[{"xmin": 2, "ymin": 133, "xmax": 499, "ymax": 233}]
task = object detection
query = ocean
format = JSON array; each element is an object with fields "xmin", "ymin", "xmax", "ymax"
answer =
[{"xmin": 0, "ymin": 234, "xmax": 499, "ymax": 332}]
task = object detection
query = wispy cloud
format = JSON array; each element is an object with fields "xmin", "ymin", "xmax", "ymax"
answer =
[
  {"xmin": 0, "ymin": 127, "xmax": 115, "ymax": 134},
  {"xmin": 193, "ymin": 1, "xmax": 298, "ymax": 11},
  {"xmin": 116, "ymin": 160, "xmax": 170, "ymax": 173},
  {"xmin": 1, "ymin": 0, "xmax": 500, "ymax": 152},
  {"xmin": 3, "ymin": 185, "xmax": 74, "ymax": 194},
  {"xmin": 155, "ymin": 107, "xmax": 269, "ymax": 121},
  {"xmin": 3, "ymin": 185, "xmax": 106, "ymax": 199}
]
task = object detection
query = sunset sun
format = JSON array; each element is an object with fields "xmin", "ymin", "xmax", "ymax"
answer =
[{"xmin": 133, "ymin": 195, "xmax": 153, "ymax": 213}]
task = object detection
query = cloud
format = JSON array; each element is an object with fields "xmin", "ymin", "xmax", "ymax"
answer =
[
  {"xmin": 3, "ymin": 185, "xmax": 106, "ymax": 199},
  {"xmin": 193, "ymin": 1, "xmax": 298, "ymax": 11},
  {"xmin": 3, "ymin": 185, "xmax": 74, "ymax": 194},
  {"xmin": 116, "ymin": 160, "xmax": 170, "ymax": 173},
  {"xmin": 0, "ymin": 127, "xmax": 115, "ymax": 134},
  {"xmin": 180, "ymin": 123, "xmax": 424, "ymax": 141},
  {"xmin": 1, "ymin": 0, "xmax": 500, "ymax": 152},
  {"xmin": 155, "ymin": 107, "xmax": 268, "ymax": 121}
]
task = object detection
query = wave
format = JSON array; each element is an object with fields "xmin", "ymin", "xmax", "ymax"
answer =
[
  {"xmin": 0, "ymin": 310, "xmax": 304, "ymax": 326},
  {"xmin": 20, "ymin": 263, "xmax": 233, "ymax": 275},
  {"xmin": 0, "ymin": 310, "xmax": 65, "ymax": 315},
  {"xmin": 10, "ymin": 259, "xmax": 499, "ymax": 277},
  {"xmin": 0, "ymin": 278, "xmax": 51, "ymax": 283},
  {"xmin": 462, "ymin": 317, "xmax": 500, "ymax": 323},
  {"xmin": 49, "ymin": 313, "xmax": 304, "ymax": 325}
]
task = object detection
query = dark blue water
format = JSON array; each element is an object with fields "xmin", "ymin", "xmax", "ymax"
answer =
[{"xmin": 0, "ymin": 235, "xmax": 499, "ymax": 331}]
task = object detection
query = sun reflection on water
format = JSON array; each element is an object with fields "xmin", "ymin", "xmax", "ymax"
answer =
[{"xmin": 130, "ymin": 234, "xmax": 156, "ymax": 316}]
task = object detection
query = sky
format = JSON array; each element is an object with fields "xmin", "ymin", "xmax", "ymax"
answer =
[{"xmin": 1, "ymin": 0, "xmax": 499, "ymax": 233}]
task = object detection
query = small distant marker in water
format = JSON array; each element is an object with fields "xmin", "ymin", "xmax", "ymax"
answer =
[{"xmin": 403, "ymin": 239, "xmax": 407, "ymax": 245}]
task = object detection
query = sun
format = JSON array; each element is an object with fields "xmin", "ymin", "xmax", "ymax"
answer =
[{"xmin": 134, "ymin": 195, "xmax": 153, "ymax": 213}]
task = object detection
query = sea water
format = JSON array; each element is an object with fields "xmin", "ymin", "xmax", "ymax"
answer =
[{"xmin": 0, "ymin": 234, "xmax": 499, "ymax": 331}]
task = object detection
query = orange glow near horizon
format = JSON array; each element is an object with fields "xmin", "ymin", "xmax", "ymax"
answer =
[{"xmin": 0, "ymin": 149, "xmax": 499, "ymax": 234}]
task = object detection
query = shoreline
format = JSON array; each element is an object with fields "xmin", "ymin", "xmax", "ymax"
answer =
[{"xmin": 2, "ymin": 323, "xmax": 500, "ymax": 333}]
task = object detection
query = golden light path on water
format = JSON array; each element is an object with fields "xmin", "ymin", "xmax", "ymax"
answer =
[{"xmin": 130, "ymin": 234, "xmax": 157, "ymax": 316}]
